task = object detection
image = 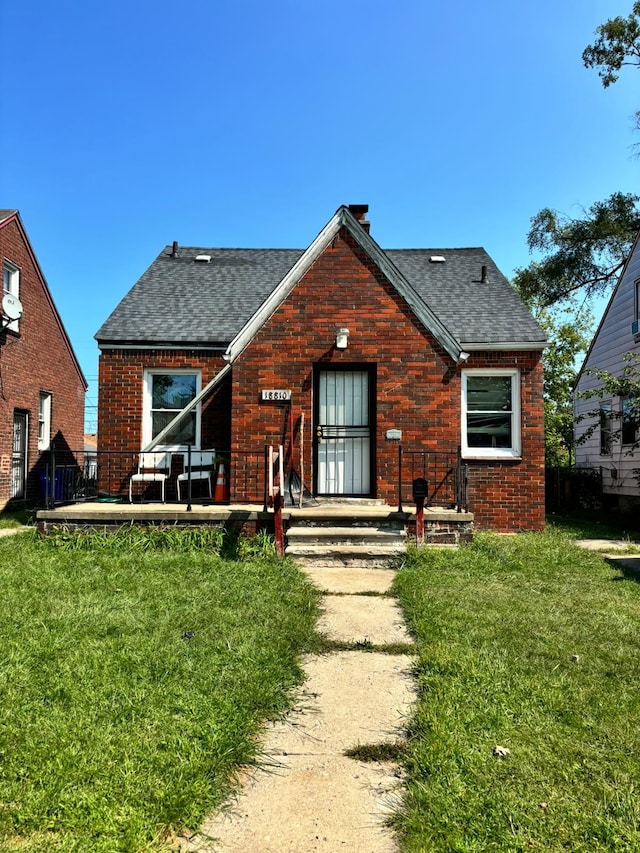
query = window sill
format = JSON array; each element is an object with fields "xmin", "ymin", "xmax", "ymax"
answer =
[{"xmin": 462, "ymin": 454, "xmax": 522, "ymax": 462}]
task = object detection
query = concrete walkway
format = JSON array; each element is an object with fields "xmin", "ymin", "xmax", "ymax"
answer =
[
  {"xmin": 574, "ymin": 538, "xmax": 640, "ymax": 576},
  {"xmin": 178, "ymin": 566, "xmax": 416, "ymax": 853}
]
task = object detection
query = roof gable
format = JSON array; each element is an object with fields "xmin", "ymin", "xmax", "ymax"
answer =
[
  {"xmin": 225, "ymin": 206, "xmax": 462, "ymax": 363},
  {"xmin": 0, "ymin": 211, "xmax": 87, "ymax": 389},
  {"xmin": 574, "ymin": 227, "xmax": 640, "ymax": 387},
  {"xmin": 95, "ymin": 207, "xmax": 546, "ymax": 356}
]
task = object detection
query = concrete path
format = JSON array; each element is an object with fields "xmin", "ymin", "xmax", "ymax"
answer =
[
  {"xmin": 178, "ymin": 566, "xmax": 416, "ymax": 853},
  {"xmin": 574, "ymin": 538, "xmax": 640, "ymax": 576},
  {"xmin": 0, "ymin": 526, "xmax": 31, "ymax": 537}
]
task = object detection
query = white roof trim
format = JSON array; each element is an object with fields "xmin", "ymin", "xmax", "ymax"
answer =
[{"xmin": 224, "ymin": 206, "xmax": 463, "ymax": 363}]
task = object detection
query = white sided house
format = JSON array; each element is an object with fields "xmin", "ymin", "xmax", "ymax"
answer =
[{"xmin": 574, "ymin": 231, "xmax": 640, "ymax": 511}]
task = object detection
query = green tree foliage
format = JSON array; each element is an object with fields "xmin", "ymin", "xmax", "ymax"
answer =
[
  {"xmin": 516, "ymin": 289, "xmax": 594, "ymax": 466},
  {"xmin": 514, "ymin": 3, "xmax": 640, "ymax": 310},
  {"xmin": 582, "ymin": 1, "xmax": 640, "ymax": 89},
  {"xmin": 513, "ymin": 193, "xmax": 640, "ymax": 308}
]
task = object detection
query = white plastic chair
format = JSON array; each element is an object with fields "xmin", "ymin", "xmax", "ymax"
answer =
[
  {"xmin": 176, "ymin": 450, "xmax": 216, "ymax": 501},
  {"xmin": 129, "ymin": 452, "xmax": 172, "ymax": 502}
]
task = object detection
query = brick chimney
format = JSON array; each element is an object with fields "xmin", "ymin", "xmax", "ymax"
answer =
[{"xmin": 348, "ymin": 204, "xmax": 370, "ymax": 233}]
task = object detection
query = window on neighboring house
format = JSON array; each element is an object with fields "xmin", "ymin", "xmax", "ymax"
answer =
[
  {"xmin": 621, "ymin": 397, "xmax": 638, "ymax": 446},
  {"xmin": 635, "ymin": 279, "xmax": 640, "ymax": 325},
  {"xmin": 3, "ymin": 260, "xmax": 20, "ymax": 332},
  {"xmin": 143, "ymin": 370, "xmax": 201, "ymax": 448},
  {"xmin": 38, "ymin": 392, "xmax": 52, "ymax": 450},
  {"xmin": 600, "ymin": 402, "xmax": 612, "ymax": 455},
  {"xmin": 462, "ymin": 370, "xmax": 521, "ymax": 457}
]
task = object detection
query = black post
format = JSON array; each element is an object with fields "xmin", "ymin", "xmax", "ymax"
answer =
[
  {"xmin": 263, "ymin": 445, "xmax": 269, "ymax": 512},
  {"xmin": 49, "ymin": 442, "xmax": 56, "ymax": 508},
  {"xmin": 186, "ymin": 444, "xmax": 192, "ymax": 512},
  {"xmin": 397, "ymin": 444, "xmax": 403, "ymax": 513}
]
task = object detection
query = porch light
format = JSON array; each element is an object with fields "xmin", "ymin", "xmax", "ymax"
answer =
[{"xmin": 336, "ymin": 328, "xmax": 349, "ymax": 349}]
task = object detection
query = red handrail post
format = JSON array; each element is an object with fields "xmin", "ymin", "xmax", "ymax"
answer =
[
  {"xmin": 274, "ymin": 492, "xmax": 284, "ymax": 557},
  {"xmin": 415, "ymin": 496, "xmax": 425, "ymax": 546}
]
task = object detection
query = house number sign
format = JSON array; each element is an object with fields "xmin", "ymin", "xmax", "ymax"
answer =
[{"xmin": 261, "ymin": 389, "xmax": 292, "ymax": 401}]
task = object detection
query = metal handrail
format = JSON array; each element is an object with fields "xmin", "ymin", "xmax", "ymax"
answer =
[{"xmin": 397, "ymin": 444, "xmax": 468, "ymax": 513}]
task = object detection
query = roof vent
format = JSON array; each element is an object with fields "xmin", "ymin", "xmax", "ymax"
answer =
[
  {"xmin": 194, "ymin": 254, "xmax": 211, "ymax": 263},
  {"xmin": 429, "ymin": 255, "xmax": 446, "ymax": 263}
]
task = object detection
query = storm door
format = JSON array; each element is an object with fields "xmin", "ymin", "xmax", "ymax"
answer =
[
  {"xmin": 11, "ymin": 412, "xmax": 27, "ymax": 500},
  {"xmin": 314, "ymin": 367, "xmax": 375, "ymax": 496}
]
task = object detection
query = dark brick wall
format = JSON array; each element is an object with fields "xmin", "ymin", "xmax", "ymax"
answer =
[{"xmin": 0, "ymin": 216, "xmax": 86, "ymax": 508}]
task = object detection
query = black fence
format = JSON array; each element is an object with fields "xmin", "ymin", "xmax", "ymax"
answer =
[
  {"xmin": 397, "ymin": 446, "xmax": 468, "ymax": 512},
  {"xmin": 34, "ymin": 446, "xmax": 244, "ymax": 508},
  {"xmin": 545, "ymin": 466, "xmax": 603, "ymax": 513}
]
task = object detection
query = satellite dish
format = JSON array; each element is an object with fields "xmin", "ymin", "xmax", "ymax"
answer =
[{"xmin": 2, "ymin": 292, "xmax": 23, "ymax": 322}]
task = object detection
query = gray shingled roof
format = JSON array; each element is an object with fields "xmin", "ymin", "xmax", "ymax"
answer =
[{"xmin": 96, "ymin": 243, "xmax": 545, "ymax": 349}]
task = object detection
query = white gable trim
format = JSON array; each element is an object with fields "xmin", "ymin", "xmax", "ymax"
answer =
[
  {"xmin": 574, "ymin": 228, "xmax": 640, "ymax": 387},
  {"xmin": 224, "ymin": 206, "xmax": 463, "ymax": 363}
]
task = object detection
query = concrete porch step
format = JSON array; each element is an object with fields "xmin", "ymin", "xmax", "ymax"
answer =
[
  {"xmin": 285, "ymin": 543, "xmax": 406, "ymax": 569},
  {"xmin": 286, "ymin": 525, "xmax": 407, "ymax": 547}
]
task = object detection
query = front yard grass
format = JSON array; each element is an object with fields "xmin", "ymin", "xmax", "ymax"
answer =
[
  {"xmin": 393, "ymin": 529, "xmax": 640, "ymax": 852},
  {"xmin": 0, "ymin": 529, "xmax": 319, "ymax": 853}
]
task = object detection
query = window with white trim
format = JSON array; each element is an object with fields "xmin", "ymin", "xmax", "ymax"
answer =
[
  {"xmin": 142, "ymin": 370, "xmax": 201, "ymax": 449},
  {"xmin": 462, "ymin": 370, "xmax": 521, "ymax": 458},
  {"xmin": 599, "ymin": 402, "xmax": 612, "ymax": 456},
  {"xmin": 621, "ymin": 397, "xmax": 638, "ymax": 446},
  {"xmin": 3, "ymin": 260, "xmax": 20, "ymax": 332},
  {"xmin": 38, "ymin": 392, "xmax": 52, "ymax": 451}
]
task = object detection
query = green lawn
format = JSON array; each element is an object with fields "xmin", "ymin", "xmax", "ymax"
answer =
[
  {"xmin": 0, "ymin": 528, "xmax": 319, "ymax": 853},
  {"xmin": 393, "ymin": 528, "xmax": 640, "ymax": 852}
]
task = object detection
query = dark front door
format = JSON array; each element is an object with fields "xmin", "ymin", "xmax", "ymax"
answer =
[
  {"xmin": 11, "ymin": 412, "xmax": 27, "ymax": 500},
  {"xmin": 313, "ymin": 366, "xmax": 375, "ymax": 496}
]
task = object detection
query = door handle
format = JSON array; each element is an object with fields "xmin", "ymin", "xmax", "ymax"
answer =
[{"xmin": 316, "ymin": 425, "xmax": 323, "ymax": 438}]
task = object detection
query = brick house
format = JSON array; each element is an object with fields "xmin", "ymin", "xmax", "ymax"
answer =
[
  {"xmin": 96, "ymin": 205, "xmax": 546, "ymax": 531},
  {"xmin": 0, "ymin": 210, "xmax": 87, "ymax": 509}
]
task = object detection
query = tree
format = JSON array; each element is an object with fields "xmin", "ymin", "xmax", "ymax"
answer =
[
  {"xmin": 582, "ymin": 2, "xmax": 640, "ymax": 89},
  {"xmin": 513, "ymin": 193, "xmax": 640, "ymax": 308},
  {"xmin": 515, "ymin": 290, "xmax": 594, "ymax": 466},
  {"xmin": 514, "ymin": 3, "xmax": 640, "ymax": 310}
]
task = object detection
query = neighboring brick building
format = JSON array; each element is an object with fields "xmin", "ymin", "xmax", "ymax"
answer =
[
  {"xmin": 96, "ymin": 205, "xmax": 546, "ymax": 531},
  {"xmin": 0, "ymin": 210, "xmax": 87, "ymax": 509}
]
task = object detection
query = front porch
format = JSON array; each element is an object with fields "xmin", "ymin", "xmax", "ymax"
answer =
[{"xmin": 36, "ymin": 500, "xmax": 474, "ymax": 547}]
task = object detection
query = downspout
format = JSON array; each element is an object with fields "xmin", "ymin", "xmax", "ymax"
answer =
[{"xmin": 141, "ymin": 363, "xmax": 232, "ymax": 452}]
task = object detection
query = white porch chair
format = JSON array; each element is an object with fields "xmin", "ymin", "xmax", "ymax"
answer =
[
  {"xmin": 129, "ymin": 452, "xmax": 172, "ymax": 503},
  {"xmin": 176, "ymin": 450, "xmax": 216, "ymax": 501}
]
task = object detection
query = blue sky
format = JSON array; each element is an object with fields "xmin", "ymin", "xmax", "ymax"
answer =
[{"xmin": 1, "ymin": 0, "xmax": 637, "ymax": 431}]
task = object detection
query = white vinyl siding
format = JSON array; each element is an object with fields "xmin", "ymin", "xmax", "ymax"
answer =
[{"xmin": 574, "ymin": 244, "xmax": 640, "ymax": 496}]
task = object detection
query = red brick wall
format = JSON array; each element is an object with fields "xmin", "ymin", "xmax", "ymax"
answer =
[
  {"xmin": 97, "ymin": 349, "xmax": 230, "ymax": 496},
  {"xmin": 0, "ymin": 216, "xmax": 85, "ymax": 508},
  {"xmin": 231, "ymin": 229, "xmax": 545, "ymax": 531},
  {"xmin": 99, "ymin": 228, "xmax": 545, "ymax": 530}
]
